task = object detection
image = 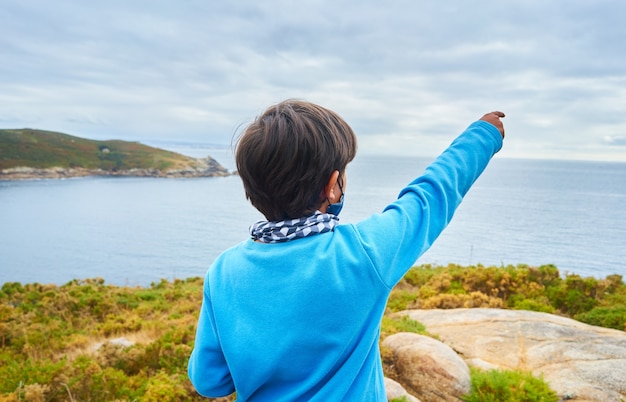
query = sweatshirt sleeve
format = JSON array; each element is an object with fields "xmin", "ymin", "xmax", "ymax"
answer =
[
  {"xmin": 188, "ymin": 276, "xmax": 235, "ymax": 397},
  {"xmin": 355, "ymin": 120, "xmax": 503, "ymax": 288}
]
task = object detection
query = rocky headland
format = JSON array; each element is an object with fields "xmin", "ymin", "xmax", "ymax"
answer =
[
  {"xmin": 0, "ymin": 156, "xmax": 231, "ymax": 180},
  {"xmin": 0, "ymin": 128, "xmax": 233, "ymax": 180}
]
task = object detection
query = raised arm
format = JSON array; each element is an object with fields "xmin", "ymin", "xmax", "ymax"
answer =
[{"xmin": 355, "ymin": 113, "xmax": 506, "ymax": 288}]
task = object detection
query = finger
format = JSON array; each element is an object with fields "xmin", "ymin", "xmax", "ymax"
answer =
[{"xmin": 491, "ymin": 111, "xmax": 505, "ymax": 118}]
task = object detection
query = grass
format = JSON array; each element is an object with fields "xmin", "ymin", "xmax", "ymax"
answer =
[{"xmin": 463, "ymin": 368, "xmax": 559, "ymax": 402}]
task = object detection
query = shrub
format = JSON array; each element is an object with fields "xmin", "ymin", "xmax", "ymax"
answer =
[
  {"xmin": 393, "ymin": 264, "xmax": 626, "ymax": 332},
  {"xmin": 2, "ymin": 267, "xmax": 622, "ymax": 402},
  {"xmin": 575, "ymin": 305, "xmax": 626, "ymax": 330},
  {"xmin": 418, "ymin": 272, "xmax": 453, "ymax": 299},
  {"xmin": 463, "ymin": 368, "xmax": 559, "ymax": 402},
  {"xmin": 142, "ymin": 371, "xmax": 189, "ymax": 402},
  {"xmin": 420, "ymin": 292, "xmax": 503, "ymax": 309},
  {"xmin": 547, "ymin": 274, "xmax": 599, "ymax": 315},
  {"xmin": 511, "ymin": 297, "xmax": 555, "ymax": 313},
  {"xmin": 387, "ymin": 289, "xmax": 418, "ymax": 312},
  {"xmin": 402, "ymin": 264, "xmax": 439, "ymax": 287},
  {"xmin": 0, "ymin": 276, "xmax": 208, "ymax": 401}
]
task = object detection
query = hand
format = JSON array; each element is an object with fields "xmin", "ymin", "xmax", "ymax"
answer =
[{"xmin": 480, "ymin": 111, "xmax": 506, "ymax": 138}]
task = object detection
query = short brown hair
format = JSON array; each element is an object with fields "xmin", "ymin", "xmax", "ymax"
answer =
[{"xmin": 235, "ymin": 99, "xmax": 357, "ymax": 221}]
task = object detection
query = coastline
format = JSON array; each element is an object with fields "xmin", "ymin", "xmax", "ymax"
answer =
[{"xmin": 0, "ymin": 157, "xmax": 233, "ymax": 180}]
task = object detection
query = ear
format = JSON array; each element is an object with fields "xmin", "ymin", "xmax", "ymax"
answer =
[{"xmin": 323, "ymin": 170, "xmax": 340, "ymax": 200}]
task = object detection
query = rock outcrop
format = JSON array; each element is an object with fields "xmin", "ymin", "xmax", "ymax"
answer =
[
  {"xmin": 384, "ymin": 377, "xmax": 421, "ymax": 402},
  {"xmin": 0, "ymin": 157, "xmax": 231, "ymax": 180},
  {"xmin": 387, "ymin": 308, "xmax": 626, "ymax": 401},
  {"xmin": 383, "ymin": 333, "xmax": 470, "ymax": 401}
]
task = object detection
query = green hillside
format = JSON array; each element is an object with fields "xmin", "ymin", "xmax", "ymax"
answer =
[{"xmin": 0, "ymin": 128, "xmax": 204, "ymax": 171}]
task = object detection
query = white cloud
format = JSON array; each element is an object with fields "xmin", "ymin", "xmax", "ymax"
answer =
[
  {"xmin": 604, "ymin": 136, "xmax": 626, "ymax": 146},
  {"xmin": 1, "ymin": 0, "xmax": 626, "ymax": 161}
]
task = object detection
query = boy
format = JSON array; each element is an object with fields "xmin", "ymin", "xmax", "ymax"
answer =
[{"xmin": 188, "ymin": 99, "xmax": 505, "ymax": 401}]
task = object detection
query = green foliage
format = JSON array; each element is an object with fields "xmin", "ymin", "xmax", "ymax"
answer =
[
  {"xmin": 381, "ymin": 315, "xmax": 428, "ymax": 339},
  {"xmin": 575, "ymin": 305, "xmax": 626, "ymax": 330},
  {"xmin": 389, "ymin": 264, "xmax": 625, "ymax": 329},
  {"xmin": 0, "ymin": 277, "xmax": 230, "ymax": 401},
  {"xmin": 1, "ymin": 266, "xmax": 623, "ymax": 401},
  {"xmin": 463, "ymin": 368, "xmax": 559, "ymax": 402},
  {"xmin": 510, "ymin": 298, "xmax": 555, "ymax": 313},
  {"xmin": 387, "ymin": 289, "xmax": 418, "ymax": 312},
  {"xmin": 546, "ymin": 274, "xmax": 599, "ymax": 315},
  {"xmin": 0, "ymin": 128, "xmax": 199, "ymax": 171}
]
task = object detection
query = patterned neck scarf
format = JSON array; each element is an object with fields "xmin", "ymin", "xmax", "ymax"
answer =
[{"xmin": 250, "ymin": 211, "xmax": 339, "ymax": 243}]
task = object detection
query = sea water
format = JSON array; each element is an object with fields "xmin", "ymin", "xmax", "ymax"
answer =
[{"xmin": 1, "ymin": 149, "xmax": 625, "ymax": 286}]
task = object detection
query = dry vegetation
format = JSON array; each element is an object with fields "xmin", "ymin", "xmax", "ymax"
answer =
[{"xmin": 1, "ymin": 264, "xmax": 624, "ymax": 401}]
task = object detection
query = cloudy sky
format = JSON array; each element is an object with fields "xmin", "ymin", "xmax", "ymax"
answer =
[{"xmin": 2, "ymin": 0, "xmax": 625, "ymax": 161}]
